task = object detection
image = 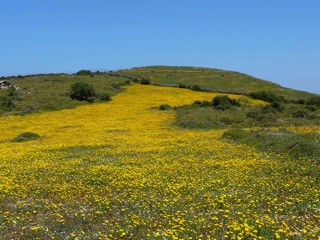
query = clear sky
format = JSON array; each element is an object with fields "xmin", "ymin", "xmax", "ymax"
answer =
[{"xmin": 1, "ymin": 0, "xmax": 319, "ymax": 94}]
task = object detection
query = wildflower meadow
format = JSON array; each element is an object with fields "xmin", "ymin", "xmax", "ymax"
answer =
[{"xmin": 0, "ymin": 85, "xmax": 319, "ymax": 239}]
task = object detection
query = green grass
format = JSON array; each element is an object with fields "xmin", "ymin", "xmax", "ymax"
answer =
[
  {"xmin": 116, "ymin": 66, "xmax": 318, "ymax": 100},
  {"xmin": 221, "ymin": 128, "xmax": 320, "ymax": 164},
  {"xmin": 1, "ymin": 66, "xmax": 319, "ymax": 117},
  {"xmin": 0, "ymin": 73, "xmax": 130, "ymax": 116},
  {"xmin": 173, "ymin": 99, "xmax": 320, "ymax": 130}
]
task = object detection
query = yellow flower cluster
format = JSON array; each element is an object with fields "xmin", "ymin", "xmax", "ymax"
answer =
[{"xmin": 0, "ymin": 84, "xmax": 319, "ymax": 239}]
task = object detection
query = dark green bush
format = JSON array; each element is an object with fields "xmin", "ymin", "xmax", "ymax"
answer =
[
  {"xmin": 0, "ymin": 96, "xmax": 15, "ymax": 110},
  {"xmin": 306, "ymin": 105, "xmax": 318, "ymax": 112},
  {"xmin": 191, "ymin": 85, "xmax": 201, "ymax": 91},
  {"xmin": 140, "ymin": 78, "xmax": 151, "ymax": 85},
  {"xmin": 76, "ymin": 70, "xmax": 93, "ymax": 75},
  {"xmin": 98, "ymin": 93, "xmax": 111, "ymax": 102},
  {"xmin": 178, "ymin": 83, "xmax": 187, "ymax": 88},
  {"xmin": 212, "ymin": 95, "xmax": 241, "ymax": 110},
  {"xmin": 263, "ymin": 102, "xmax": 285, "ymax": 113},
  {"xmin": 69, "ymin": 82, "xmax": 96, "ymax": 102},
  {"xmin": 159, "ymin": 104, "xmax": 171, "ymax": 110},
  {"xmin": 292, "ymin": 110, "xmax": 308, "ymax": 118},
  {"xmin": 192, "ymin": 100, "xmax": 212, "ymax": 107},
  {"xmin": 249, "ymin": 91, "xmax": 285, "ymax": 103},
  {"xmin": 295, "ymin": 99, "xmax": 306, "ymax": 105},
  {"xmin": 7, "ymin": 86, "xmax": 18, "ymax": 98},
  {"xmin": 306, "ymin": 96, "xmax": 320, "ymax": 107},
  {"xmin": 11, "ymin": 132, "xmax": 40, "ymax": 142}
]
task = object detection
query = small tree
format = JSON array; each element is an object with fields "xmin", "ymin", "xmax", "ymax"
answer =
[{"xmin": 70, "ymin": 82, "xmax": 96, "ymax": 102}]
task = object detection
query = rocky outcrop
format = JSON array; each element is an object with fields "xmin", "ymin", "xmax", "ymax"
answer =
[{"xmin": 0, "ymin": 80, "xmax": 21, "ymax": 90}]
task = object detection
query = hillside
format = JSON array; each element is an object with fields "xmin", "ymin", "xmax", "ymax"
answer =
[
  {"xmin": 0, "ymin": 73, "xmax": 130, "ymax": 116},
  {"xmin": 0, "ymin": 84, "xmax": 319, "ymax": 239},
  {"xmin": 1, "ymin": 66, "xmax": 319, "ymax": 116},
  {"xmin": 116, "ymin": 66, "xmax": 317, "ymax": 100}
]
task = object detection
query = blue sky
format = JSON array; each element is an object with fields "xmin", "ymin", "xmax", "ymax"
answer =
[{"xmin": 1, "ymin": 0, "xmax": 319, "ymax": 94}]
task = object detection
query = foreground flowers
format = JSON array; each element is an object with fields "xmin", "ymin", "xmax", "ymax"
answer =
[{"xmin": 0, "ymin": 84, "xmax": 319, "ymax": 239}]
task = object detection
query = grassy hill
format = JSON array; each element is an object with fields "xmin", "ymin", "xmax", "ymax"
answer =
[
  {"xmin": 0, "ymin": 84, "xmax": 319, "ymax": 239},
  {"xmin": 1, "ymin": 66, "xmax": 319, "ymax": 116},
  {"xmin": 116, "ymin": 66, "xmax": 317, "ymax": 100},
  {"xmin": 0, "ymin": 68, "xmax": 319, "ymax": 239}
]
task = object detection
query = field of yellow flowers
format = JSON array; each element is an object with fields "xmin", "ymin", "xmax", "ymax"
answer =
[{"xmin": 0, "ymin": 84, "xmax": 319, "ymax": 239}]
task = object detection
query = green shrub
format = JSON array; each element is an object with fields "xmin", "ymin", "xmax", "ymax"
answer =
[
  {"xmin": 76, "ymin": 70, "xmax": 93, "ymax": 75},
  {"xmin": 191, "ymin": 85, "xmax": 201, "ymax": 91},
  {"xmin": 11, "ymin": 132, "xmax": 40, "ymax": 142},
  {"xmin": 0, "ymin": 96, "xmax": 15, "ymax": 110},
  {"xmin": 140, "ymin": 78, "xmax": 151, "ymax": 85},
  {"xmin": 178, "ymin": 83, "xmax": 187, "ymax": 88},
  {"xmin": 159, "ymin": 104, "xmax": 171, "ymax": 110},
  {"xmin": 249, "ymin": 91, "xmax": 285, "ymax": 103},
  {"xmin": 263, "ymin": 102, "xmax": 285, "ymax": 113},
  {"xmin": 295, "ymin": 99, "xmax": 306, "ymax": 105},
  {"xmin": 192, "ymin": 100, "xmax": 212, "ymax": 107},
  {"xmin": 98, "ymin": 93, "xmax": 111, "ymax": 102},
  {"xmin": 306, "ymin": 105, "xmax": 318, "ymax": 112},
  {"xmin": 212, "ymin": 95, "xmax": 241, "ymax": 110},
  {"xmin": 292, "ymin": 110, "xmax": 308, "ymax": 118},
  {"xmin": 222, "ymin": 129, "xmax": 249, "ymax": 140},
  {"xmin": 306, "ymin": 96, "xmax": 320, "ymax": 107},
  {"xmin": 69, "ymin": 81, "xmax": 96, "ymax": 102}
]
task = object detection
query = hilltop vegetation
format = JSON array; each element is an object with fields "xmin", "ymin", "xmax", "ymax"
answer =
[
  {"xmin": 1, "ymin": 66, "xmax": 319, "ymax": 116},
  {"xmin": 116, "ymin": 66, "xmax": 317, "ymax": 100}
]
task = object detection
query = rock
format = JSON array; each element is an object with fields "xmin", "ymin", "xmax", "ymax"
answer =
[{"xmin": 0, "ymin": 80, "xmax": 21, "ymax": 90}]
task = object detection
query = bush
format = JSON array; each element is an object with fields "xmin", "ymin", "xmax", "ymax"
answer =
[
  {"xmin": 191, "ymin": 85, "xmax": 201, "ymax": 91},
  {"xmin": 159, "ymin": 104, "xmax": 171, "ymax": 110},
  {"xmin": 263, "ymin": 102, "xmax": 285, "ymax": 113},
  {"xmin": 76, "ymin": 70, "xmax": 93, "ymax": 75},
  {"xmin": 140, "ymin": 78, "xmax": 151, "ymax": 85},
  {"xmin": 178, "ymin": 83, "xmax": 187, "ymax": 88},
  {"xmin": 306, "ymin": 105, "xmax": 318, "ymax": 112},
  {"xmin": 249, "ymin": 91, "xmax": 285, "ymax": 103},
  {"xmin": 11, "ymin": 132, "xmax": 40, "ymax": 142},
  {"xmin": 70, "ymin": 82, "xmax": 96, "ymax": 102},
  {"xmin": 295, "ymin": 99, "xmax": 306, "ymax": 105},
  {"xmin": 292, "ymin": 110, "xmax": 308, "ymax": 118},
  {"xmin": 192, "ymin": 100, "xmax": 212, "ymax": 107},
  {"xmin": 0, "ymin": 96, "xmax": 15, "ymax": 110},
  {"xmin": 98, "ymin": 93, "xmax": 111, "ymax": 102},
  {"xmin": 306, "ymin": 96, "xmax": 320, "ymax": 107},
  {"xmin": 212, "ymin": 95, "xmax": 241, "ymax": 110}
]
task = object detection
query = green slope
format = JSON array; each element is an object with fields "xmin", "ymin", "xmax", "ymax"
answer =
[
  {"xmin": 116, "ymin": 66, "xmax": 317, "ymax": 100},
  {"xmin": 1, "ymin": 66, "xmax": 318, "ymax": 116}
]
